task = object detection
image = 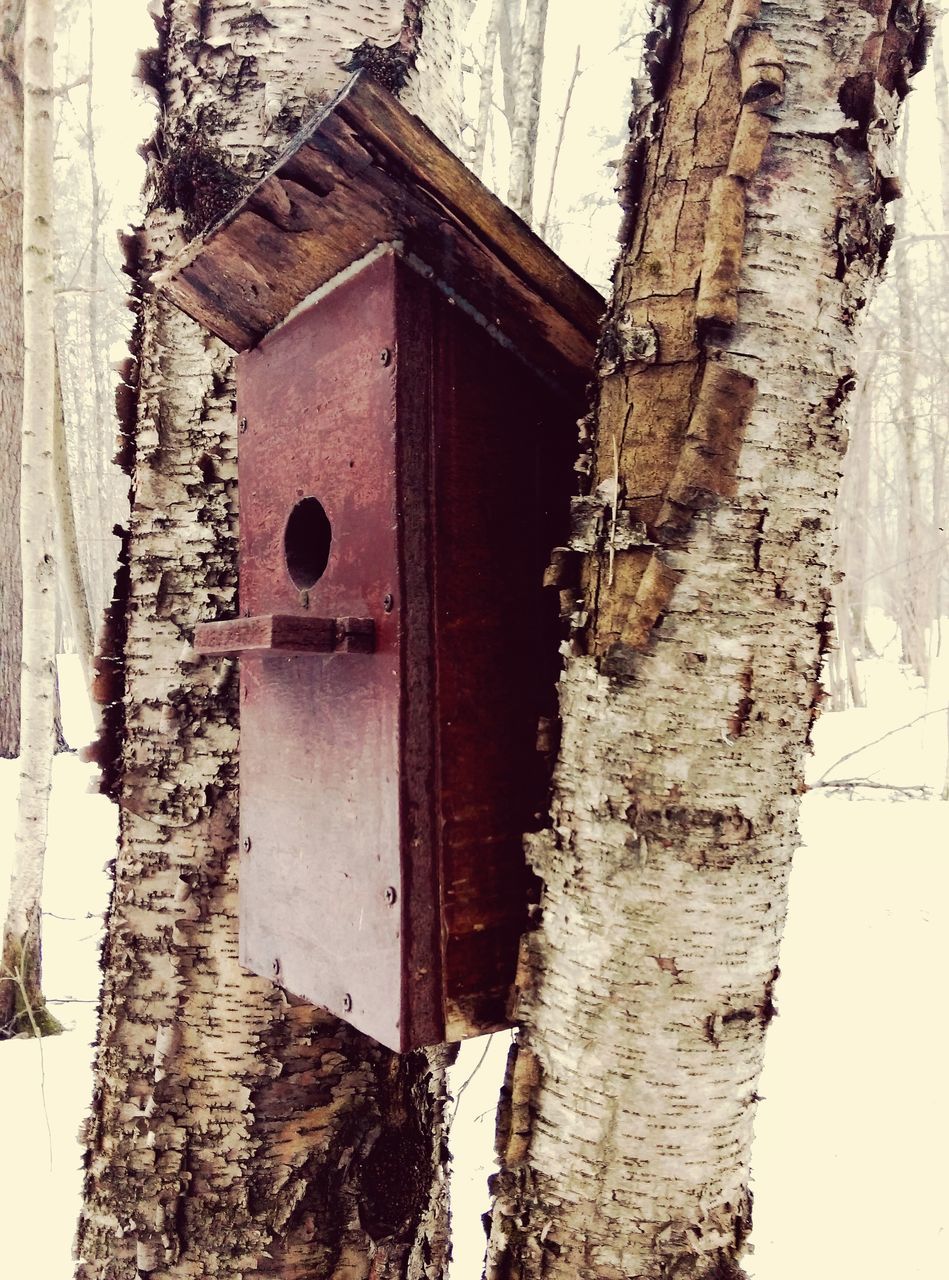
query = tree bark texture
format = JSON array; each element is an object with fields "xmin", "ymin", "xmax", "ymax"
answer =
[
  {"xmin": 53, "ymin": 347, "xmax": 95, "ymax": 688},
  {"xmin": 77, "ymin": 3, "xmax": 466, "ymax": 1277},
  {"xmin": 0, "ymin": 0, "xmax": 23, "ymax": 759},
  {"xmin": 486, "ymin": 0, "xmax": 927, "ymax": 1277},
  {"xmin": 471, "ymin": 0, "xmax": 503, "ymax": 176},
  {"xmin": 0, "ymin": 0, "xmax": 61, "ymax": 1041}
]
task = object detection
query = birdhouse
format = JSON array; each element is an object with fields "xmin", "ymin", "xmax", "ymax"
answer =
[{"xmin": 158, "ymin": 72, "xmax": 602, "ymax": 1052}]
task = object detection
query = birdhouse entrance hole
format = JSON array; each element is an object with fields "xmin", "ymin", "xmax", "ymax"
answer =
[{"xmin": 284, "ymin": 496, "xmax": 332, "ymax": 589}]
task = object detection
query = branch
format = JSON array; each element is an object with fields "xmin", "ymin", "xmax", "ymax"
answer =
[
  {"xmin": 814, "ymin": 704, "xmax": 949, "ymax": 784},
  {"xmin": 53, "ymin": 72, "xmax": 89, "ymax": 95}
]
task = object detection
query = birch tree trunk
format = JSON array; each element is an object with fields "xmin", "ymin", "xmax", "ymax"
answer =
[
  {"xmin": 894, "ymin": 114, "xmax": 928, "ymax": 678},
  {"xmin": 486, "ymin": 0, "xmax": 926, "ymax": 1276},
  {"xmin": 506, "ymin": 0, "xmax": 547, "ymax": 221},
  {"xmin": 0, "ymin": 0, "xmax": 23, "ymax": 759},
  {"xmin": 76, "ymin": 3, "xmax": 468, "ymax": 1276},
  {"xmin": 0, "ymin": 0, "xmax": 61, "ymax": 1041}
]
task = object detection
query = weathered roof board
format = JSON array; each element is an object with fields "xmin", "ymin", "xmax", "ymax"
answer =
[{"xmin": 156, "ymin": 72, "xmax": 603, "ymax": 390}]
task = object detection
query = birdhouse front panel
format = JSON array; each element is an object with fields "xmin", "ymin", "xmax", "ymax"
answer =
[{"xmin": 234, "ymin": 253, "xmax": 415, "ymax": 1051}]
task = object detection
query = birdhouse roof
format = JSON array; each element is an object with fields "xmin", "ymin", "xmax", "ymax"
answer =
[{"xmin": 156, "ymin": 72, "xmax": 603, "ymax": 391}]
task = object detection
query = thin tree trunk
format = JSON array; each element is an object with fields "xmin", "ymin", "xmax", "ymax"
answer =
[
  {"xmin": 82, "ymin": 0, "xmax": 110, "ymax": 625},
  {"xmin": 538, "ymin": 42, "xmax": 580, "ymax": 242},
  {"xmin": 929, "ymin": 23, "xmax": 949, "ymax": 652},
  {"xmin": 0, "ymin": 0, "xmax": 61, "ymax": 1040},
  {"xmin": 933, "ymin": 22, "xmax": 949, "ymax": 229},
  {"xmin": 77, "ymin": 2, "xmax": 466, "ymax": 1275},
  {"xmin": 496, "ymin": 0, "xmax": 521, "ymax": 133},
  {"xmin": 472, "ymin": 0, "xmax": 504, "ymax": 176},
  {"xmin": 507, "ymin": 0, "xmax": 548, "ymax": 221},
  {"xmin": 486, "ymin": 0, "xmax": 925, "ymax": 1275},
  {"xmin": 0, "ymin": 1, "xmax": 23, "ymax": 759},
  {"xmin": 894, "ymin": 112, "xmax": 928, "ymax": 678},
  {"xmin": 833, "ymin": 343, "xmax": 880, "ymax": 708}
]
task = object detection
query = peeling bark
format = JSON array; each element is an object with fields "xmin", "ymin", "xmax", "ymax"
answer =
[
  {"xmin": 486, "ymin": 0, "xmax": 926, "ymax": 1276},
  {"xmin": 77, "ymin": 3, "xmax": 463, "ymax": 1276}
]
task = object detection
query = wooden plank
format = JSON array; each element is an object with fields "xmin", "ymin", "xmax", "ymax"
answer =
[{"xmin": 157, "ymin": 72, "xmax": 602, "ymax": 390}]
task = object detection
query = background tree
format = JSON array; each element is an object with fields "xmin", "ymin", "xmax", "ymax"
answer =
[
  {"xmin": 0, "ymin": 0, "xmax": 61, "ymax": 1040},
  {"xmin": 0, "ymin": 0, "xmax": 23, "ymax": 760},
  {"xmin": 75, "ymin": 2, "xmax": 472, "ymax": 1275}
]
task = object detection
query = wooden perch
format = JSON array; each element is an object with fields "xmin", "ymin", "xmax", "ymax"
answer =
[{"xmin": 193, "ymin": 614, "xmax": 375, "ymax": 656}]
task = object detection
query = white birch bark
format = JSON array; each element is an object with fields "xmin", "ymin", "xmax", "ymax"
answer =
[
  {"xmin": 486, "ymin": 0, "xmax": 926, "ymax": 1275},
  {"xmin": 53, "ymin": 348, "xmax": 94, "ymax": 688},
  {"xmin": 506, "ymin": 0, "xmax": 547, "ymax": 221},
  {"xmin": 472, "ymin": 0, "xmax": 504, "ymax": 175},
  {"xmin": 77, "ymin": 2, "xmax": 465, "ymax": 1275},
  {"xmin": 0, "ymin": 0, "xmax": 60, "ymax": 1041},
  {"xmin": 0, "ymin": 0, "xmax": 23, "ymax": 759}
]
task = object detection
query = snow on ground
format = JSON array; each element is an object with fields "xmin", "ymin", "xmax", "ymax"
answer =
[
  {"xmin": 1, "ymin": 649, "xmax": 946, "ymax": 1278},
  {"xmin": 0, "ymin": 658, "xmax": 114, "ymax": 1277}
]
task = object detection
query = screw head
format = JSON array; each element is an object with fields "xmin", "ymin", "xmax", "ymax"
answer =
[
  {"xmin": 379, "ymin": 348, "xmax": 391, "ymax": 366},
  {"xmin": 342, "ymin": 993, "xmax": 353, "ymax": 1013},
  {"xmin": 384, "ymin": 885, "xmax": 397, "ymax": 906},
  {"xmin": 272, "ymin": 957, "xmax": 281, "ymax": 978},
  {"xmin": 383, "ymin": 593, "xmax": 394, "ymax": 613},
  {"xmin": 242, "ymin": 836, "xmax": 251, "ymax": 853}
]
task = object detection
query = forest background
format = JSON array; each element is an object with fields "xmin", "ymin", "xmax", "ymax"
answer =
[{"xmin": 0, "ymin": 0, "xmax": 946, "ymax": 1276}]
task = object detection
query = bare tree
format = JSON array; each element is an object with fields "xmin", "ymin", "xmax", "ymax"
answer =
[
  {"xmin": 0, "ymin": 0, "xmax": 23, "ymax": 759},
  {"xmin": 471, "ymin": 0, "xmax": 504, "ymax": 175},
  {"xmin": 76, "ymin": 2, "xmax": 469, "ymax": 1274},
  {"xmin": 485, "ymin": 0, "xmax": 927, "ymax": 1274},
  {"xmin": 506, "ymin": 0, "xmax": 548, "ymax": 220}
]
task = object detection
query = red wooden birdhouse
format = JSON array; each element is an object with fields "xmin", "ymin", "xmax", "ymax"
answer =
[{"xmin": 158, "ymin": 72, "xmax": 602, "ymax": 1051}]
